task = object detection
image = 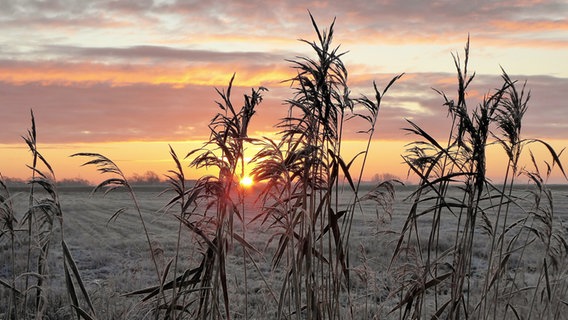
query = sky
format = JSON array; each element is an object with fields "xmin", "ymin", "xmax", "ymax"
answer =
[{"xmin": 1, "ymin": 0, "xmax": 567, "ymax": 184}]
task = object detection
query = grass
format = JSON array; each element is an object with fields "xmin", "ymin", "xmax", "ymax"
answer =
[
  {"xmin": 392, "ymin": 39, "xmax": 567, "ymax": 319},
  {"xmin": 0, "ymin": 111, "xmax": 96, "ymax": 319},
  {"xmin": 1, "ymin": 13, "xmax": 567, "ymax": 320}
]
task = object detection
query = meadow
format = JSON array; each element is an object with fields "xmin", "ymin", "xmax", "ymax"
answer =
[
  {"xmin": 2, "ymin": 184, "xmax": 567, "ymax": 319},
  {"xmin": 1, "ymin": 14, "xmax": 568, "ymax": 320}
]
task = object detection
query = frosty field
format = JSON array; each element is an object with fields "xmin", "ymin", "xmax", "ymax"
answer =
[{"xmin": 2, "ymin": 183, "xmax": 566, "ymax": 319}]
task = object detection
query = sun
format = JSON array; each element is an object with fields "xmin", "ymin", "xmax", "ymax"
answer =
[{"xmin": 239, "ymin": 175, "xmax": 254, "ymax": 188}]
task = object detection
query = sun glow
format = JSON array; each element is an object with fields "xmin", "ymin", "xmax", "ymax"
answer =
[{"xmin": 239, "ymin": 175, "xmax": 254, "ymax": 188}]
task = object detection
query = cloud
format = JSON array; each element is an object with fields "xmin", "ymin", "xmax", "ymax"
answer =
[
  {"xmin": 0, "ymin": 1, "xmax": 133, "ymax": 28},
  {"xmin": 0, "ymin": 79, "xmax": 288, "ymax": 144},
  {"xmin": 395, "ymin": 73, "xmax": 568, "ymax": 141},
  {"xmin": 0, "ymin": 0, "xmax": 565, "ymax": 151},
  {"xmin": 0, "ymin": 57, "xmax": 292, "ymax": 87},
  {"xmin": 1, "ymin": 0, "xmax": 565, "ymax": 49},
  {"xmin": 40, "ymin": 45, "xmax": 289, "ymax": 63},
  {"xmin": 0, "ymin": 71, "xmax": 565, "ymax": 146}
]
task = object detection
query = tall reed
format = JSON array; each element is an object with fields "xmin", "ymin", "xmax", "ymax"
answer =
[
  {"xmin": 391, "ymin": 39, "xmax": 567, "ymax": 319},
  {"xmin": 0, "ymin": 111, "xmax": 95, "ymax": 319},
  {"xmin": 71, "ymin": 151, "xmax": 167, "ymax": 317},
  {"xmin": 0, "ymin": 175, "xmax": 18, "ymax": 319},
  {"xmin": 251, "ymin": 13, "xmax": 401, "ymax": 320},
  {"xmin": 180, "ymin": 74, "xmax": 266, "ymax": 319},
  {"xmin": 114, "ymin": 74, "xmax": 267, "ymax": 319}
]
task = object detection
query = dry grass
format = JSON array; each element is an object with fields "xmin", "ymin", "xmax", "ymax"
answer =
[{"xmin": 391, "ymin": 39, "xmax": 568, "ymax": 319}]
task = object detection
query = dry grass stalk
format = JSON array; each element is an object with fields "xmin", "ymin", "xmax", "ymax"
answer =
[{"xmin": 391, "ymin": 39, "xmax": 568, "ymax": 320}]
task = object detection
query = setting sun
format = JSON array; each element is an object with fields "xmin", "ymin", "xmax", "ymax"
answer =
[{"xmin": 239, "ymin": 175, "xmax": 254, "ymax": 188}]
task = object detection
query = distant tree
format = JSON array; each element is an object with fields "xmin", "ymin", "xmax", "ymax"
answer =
[
  {"xmin": 370, "ymin": 172, "xmax": 400, "ymax": 183},
  {"xmin": 57, "ymin": 178, "xmax": 91, "ymax": 186},
  {"xmin": 130, "ymin": 171, "xmax": 162, "ymax": 185},
  {"xmin": 1, "ymin": 176, "xmax": 27, "ymax": 187}
]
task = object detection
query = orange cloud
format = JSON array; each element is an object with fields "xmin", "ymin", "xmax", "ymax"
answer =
[
  {"xmin": 491, "ymin": 19, "xmax": 568, "ymax": 32},
  {"xmin": 336, "ymin": 26, "xmax": 568, "ymax": 50},
  {"xmin": 0, "ymin": 60, "xmax": 293, "ymax": 88}
]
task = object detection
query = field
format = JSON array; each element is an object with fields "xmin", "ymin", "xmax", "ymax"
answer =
[
  {"xmin": 2, "ymin": 183, "xmax": 567, "ymax": 319},
  {"xmin": 2, "ymin": 15, "xmax": 568, "ymax": 320}
]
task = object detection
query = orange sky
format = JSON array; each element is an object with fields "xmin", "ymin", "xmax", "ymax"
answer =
[{"xmin": 1, "ymin": 0, "xmax": 567, "ymax": 184}]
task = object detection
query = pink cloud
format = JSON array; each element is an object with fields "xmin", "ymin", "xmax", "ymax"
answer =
[
  {"xmin": 0, "ymin": 0, "xmax": 565, "ymax": 148},
  {"xmin": 0, "ymin": 57, "xmax": 292, "ymax": 87},
  {"xmin": 0, "ymin": 80, "xmax": 286, "ymax": 144},
  {"xmin": 0, "ymin": 72, "xmax": 565, "ymax": 146},
  {"xmin": 1, "ymin": 0, "xmax": 565, "ymax": 49}
]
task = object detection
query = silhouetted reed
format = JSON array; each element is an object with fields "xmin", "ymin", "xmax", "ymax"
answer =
[{"xmin": 390, "ymin": 39, "xmax": 567, "ymax": 320}]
